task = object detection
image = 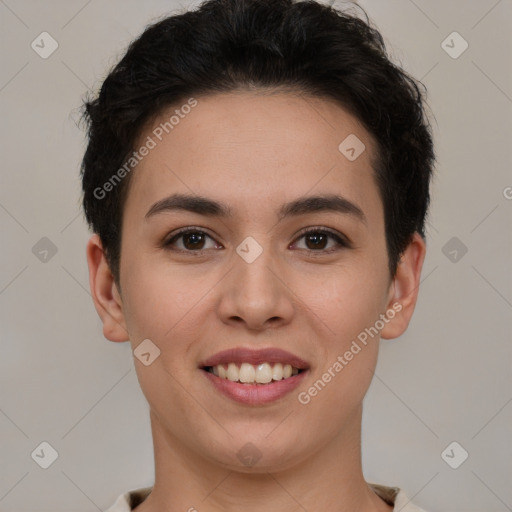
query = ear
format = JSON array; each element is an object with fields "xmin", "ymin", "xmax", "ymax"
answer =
[
  {"xmin": 86, "ymin": 234, "xmax": 129, "ymax": 342},
  {"xmin": 380, "ymin": 232, "xmax": 426, "ymax": 340}
]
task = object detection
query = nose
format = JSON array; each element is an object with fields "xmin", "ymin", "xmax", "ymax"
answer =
[{"xmin": 216, "ymin": 243, "xmax": 295, "ymax": 331}]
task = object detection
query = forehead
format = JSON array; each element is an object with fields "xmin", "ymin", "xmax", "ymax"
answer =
[{"xmin": 124, "ymin": 91, "xmax": 381, "ymax": 222}]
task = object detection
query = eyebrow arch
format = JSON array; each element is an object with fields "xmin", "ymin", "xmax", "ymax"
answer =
[
  {"xmin": 145, "ymin": 194, "xmax": 233, "ymax": 219},
  {"xmin": 145, "ymin": 193, "xmax": 366, "ymax": 224},
  {"xmin": 277, "ymin": 194, "xmax": 366, "ymax": 224}
]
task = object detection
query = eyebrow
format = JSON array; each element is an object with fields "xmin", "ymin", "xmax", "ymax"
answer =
[{"xmin": 145, "ymin": 193, "xmax": 366, "ymax": 224}]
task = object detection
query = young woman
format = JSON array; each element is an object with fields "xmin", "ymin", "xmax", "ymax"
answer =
[{"xmin": 81, "ymin": 1, "xmax": 435, "ymax": 510}]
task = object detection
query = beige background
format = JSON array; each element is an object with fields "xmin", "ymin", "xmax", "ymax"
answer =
[{"xmin": 1, "ymin": 1, "xmax": 511, "ymax": 511}]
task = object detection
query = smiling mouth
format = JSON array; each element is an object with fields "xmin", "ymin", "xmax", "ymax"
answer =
[{"xmin": 202, "ymin": 362, "xmax": 305, "ymax": 385}]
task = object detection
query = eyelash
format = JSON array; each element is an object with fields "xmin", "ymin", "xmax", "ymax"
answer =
[{"xmin": 163, "ymin": 226, "xmax": 351, "ymax": 254}]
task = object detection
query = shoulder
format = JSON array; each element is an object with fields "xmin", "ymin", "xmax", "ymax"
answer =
[
  {"xmin": 106, "ymin": 484, "xmax": 429, "ymax": 512},
  {"xmin": 369, "ymin": 483, "xmax": 429, "ymax": 512},
  {"xmin": 105, "ymin": 486, "xmax": 153, "ymax": 512}
]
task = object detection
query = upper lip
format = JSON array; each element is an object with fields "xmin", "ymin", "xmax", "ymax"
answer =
[{"xmin": 200, "ymin": 347, "xmax": 310, "ymax": 370}]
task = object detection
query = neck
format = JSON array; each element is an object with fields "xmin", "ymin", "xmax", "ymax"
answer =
[{"xmin": 135, "ymin": 406, "xmax": 391, "ymax": 512}]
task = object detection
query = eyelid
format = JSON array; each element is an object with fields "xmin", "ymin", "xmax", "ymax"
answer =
[
  {"xmin": 292, "ymin": 226, "xmax": 351, "ymax": 250},
  {"xmin": 163, "ymin": 226, "xmax": 221, "ymax": 248}
]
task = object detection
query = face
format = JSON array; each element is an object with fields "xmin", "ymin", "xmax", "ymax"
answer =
[{"xmin": 89, "ymin": 90, "xmax": 424, "ymax": 473}]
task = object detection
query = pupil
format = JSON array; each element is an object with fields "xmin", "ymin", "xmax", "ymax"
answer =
[
  {"xmin": 184, "ymin": 233, "xmax": 204, "ymax": 250},
  {"xmin": 307, "ymin": 233, "xmax": 327, "ymax": 250}
]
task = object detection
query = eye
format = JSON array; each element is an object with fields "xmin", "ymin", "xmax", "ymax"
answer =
[
  {"xmin": 163, "ymin": 226, "xmax": 350, "ymax": 254},
  {"xmin": 291, "ymin": 227, "xmax": 350, "ymax": 252},
  {"xmin": 163, "ymin": 228, "xmax": 222, "ymax": 252}
]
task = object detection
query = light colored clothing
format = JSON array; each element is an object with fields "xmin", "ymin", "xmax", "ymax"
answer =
[{"xmin": 105, "ymin": 483, "xmax": 428, "ymax": 511}]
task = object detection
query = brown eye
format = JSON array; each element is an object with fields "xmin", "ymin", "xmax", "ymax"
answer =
[
  {"xmin": 293, "ymin": 228, "xmax": 349, "ymax": 252},
  {"xmin": 164, "ymin": 229, "xmax": 220, "ymax": 252},
  {"xmin": 181, "ymin": 232, "xmax": 206, "ymax": 250},
  {"xmin": 304, "ymin": 232, "xmax": 329, "ymax": 250}
]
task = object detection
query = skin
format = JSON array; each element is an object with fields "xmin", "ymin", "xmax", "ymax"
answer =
[{"xmin": 87, "ymin": 90, "xmax": 426, "ymax": 512}]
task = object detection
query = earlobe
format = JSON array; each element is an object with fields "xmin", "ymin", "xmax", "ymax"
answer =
[
  {"xmin": 86, "ymin": 234, "xmax": 129, "ymax": 342},
  {"xmin": 380, "ymin": 232, "xmax": 426, "ymax": 340}
]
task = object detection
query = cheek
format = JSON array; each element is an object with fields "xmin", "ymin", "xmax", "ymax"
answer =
[
  {"xmin": 120, "ymin": 256, "xmax": 203, "ymax": 342},
  {"xmin": 292, "ymin": 261, "xmax": 388, "ymax": 404},
  {"xmin": 120, "ymin": 266, "xmax": 201, "ymax": 410},
  {"xmin": 295, "ymin": 262, "xmax": 389, "ymax": 338},
  {"xmin": 296, "ymin": 273, "xmax": 384, "ymax": 414}
]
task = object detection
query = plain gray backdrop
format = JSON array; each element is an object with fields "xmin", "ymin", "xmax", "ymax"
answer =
[{"xmin": 1, "ymin": 1, "xmax": 511, "ymax": 511}]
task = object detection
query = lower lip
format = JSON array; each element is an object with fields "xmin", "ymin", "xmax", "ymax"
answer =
[{"xmin": 202, "ymin": 369, "xmax": 308, "ymax": 405}]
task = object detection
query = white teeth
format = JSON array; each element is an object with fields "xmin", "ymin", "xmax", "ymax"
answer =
[
  {"xmin": 208, "ymin": 362, "xmax": 302, "ymax": 384},
  {"xmin": 272, "ymin": 363, "xmax": 283, "ymax": 381},
  {"xmin": 239, "ymin": 363, "xmax": 256, "ymax": 383},
  {"xmin": 255, "ymin": 363, "xmax": 273, "ymax": 384},
  {"xmin": 226, "ymin": 363, "xmax": 239, "ymax": 382}
]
